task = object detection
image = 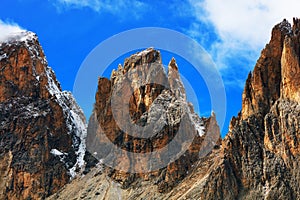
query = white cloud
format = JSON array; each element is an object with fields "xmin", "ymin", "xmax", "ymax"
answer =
[
  {"xmin": 187, "ymin": 0, "xmax": 300, "ymax": 88},
  {"xmin": 54, "ymin": 0, "xmax": 146, "ymax": 15},
  {"xmin": 0, "ymin": 20, "xmax": 25, "ymax": 42},
  {"xmin": 191, "ymin": 0, "xmax": 300, "ymax": 48}
]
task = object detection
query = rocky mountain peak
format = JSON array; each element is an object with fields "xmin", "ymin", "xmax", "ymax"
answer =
[
  {"xmin": 278, "ymin": 19, "xmax": 292, "ymax": 35},
  {"xmin": 122, "ymin": 47, "xmax": 162, "ymax": 73},
  {"xmin": 86, "ymin": 47, "xmax": 220, "ymax": 193},
  {"xmin": 0, "ymin": 32, "xmax": 87, "ymax": 199},
  {"xmin": 167, "ymin": 57, "xmax": 186, "ymax": 100},
  {"xmin": 241, "ymin": 18, "xmax": 300, "ymax": 120},
  {"xmin": 0, "ymin": 31, "xmax": 37, "ymax": 44},
  {"xmin": 292, "ymin": 17, "xmax": 300, "ymax": 32},
  {"xmin": 168, "ymin": 57, "xmax": 178, "ymax": 70},
  {"xmin": 48, "ymin": 19, "xmax": 300, "ymax": 200},
  {"xmin": 281, "ymin": 18, "xmax": 300, "ymax": 102},
  {"xmin": 220, "ymin": 18, "xmax": 300, "ymax": 199},
  {"xmin": 0, "ymin": 30, "xmax": 62, "ymax": 102}
]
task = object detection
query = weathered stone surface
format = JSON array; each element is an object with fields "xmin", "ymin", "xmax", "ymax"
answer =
[
  {"xmin": 281, "ymin": 18, "xmax": 300, "ymax": 102},
  {"xmin": 0, "ymin": 32, "xmax": 87, "ymax": 200},
  {"xmin": 86, "ymin": 47, "xmax": 220, "ymax": 192},
  {"xmin": 200, "ymin": 18, "xmax": 300, "ymax": 199},
  {"xmin": 49, "ymin": 18, "xmax": 300, "ymax": 200},
  {"xmin": 241, "ymin": 19, "xmax": 289, "ymax": 120}
]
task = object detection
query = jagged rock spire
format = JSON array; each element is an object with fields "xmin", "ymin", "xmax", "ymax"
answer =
[{"xmin": 241, "ymin": 18, "xmax": 300, "ymax": 119}]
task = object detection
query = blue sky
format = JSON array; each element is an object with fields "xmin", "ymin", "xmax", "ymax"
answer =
[{"xmin": 1, "ymin": 0, "xmax": 299, "ymax": 137}]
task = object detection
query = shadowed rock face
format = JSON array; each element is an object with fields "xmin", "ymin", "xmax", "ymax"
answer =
[
  {"xmin": 0, "ymin": 32, "xmax": 87, "ymax": 200},
  {"xmin": 87, "ymin": 47, "xmax": 221, "ymax": 192},
  {"xmin": 48, "ymin": 18, "xmax": 300, "ymax": 200}
]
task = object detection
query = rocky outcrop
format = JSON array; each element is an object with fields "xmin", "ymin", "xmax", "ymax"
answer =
[
  {"xmin": 241, "ymin": 19, "xmax": 289, "ymax": 120},
  {"xmin": 198, "ymin": 18, "xmax": 300, "ymax": 199},
  {"xmin": 86, "ymin": 48, "xmax": 220, "ymax": 192},
  {"xmin": 48, "ymin": 18, "xmax": 300, "ymax": 200},
  {"xmin": 281, "ymin": 18, "xmax": 300, "ymax": 102},
  {"xmin": 0, "ymin": 32, "xmax": 87, "ymax": 199}
]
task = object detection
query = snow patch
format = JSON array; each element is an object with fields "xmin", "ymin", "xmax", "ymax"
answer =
[
  {"xmin": 0, "ymin": 30, "xmax": 36, "ymax": 44},
  {"xmin": 190, "ymin": 112, "xmax": 205, "ymax": 137},
  {"xmin": 50, "ymin": 149, "xmax": 69, "ymax": 165},
  {"xmin": 0, "ymin": 20, "xmax": 27, "ymax": 43},
  {"xmin": 50, "ymin": 149, "xmax": 65, "ymax": 156},
  {"xmin": 45, "ymin": 67, "xmax": 61, "ymax": 95},
  {"xmin": 45, "ymin": 65, "xmax": 87, "ymax": 178},
  {"xmin": 0, "ymin": 53, "xmax": 7, "ymax": 61}
]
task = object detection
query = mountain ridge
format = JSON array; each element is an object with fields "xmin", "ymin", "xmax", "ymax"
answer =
[
  {"xmin": 48, "ymin": 18, "xmax": 300, "ymax": 200},
  {"xmin": 0, "ymin": 30, "xmax": 87, "ymax": 199},
  {"xmin": 1, "ymin": 18, "xmax": 300, "ymax": 200},
  {"xmin": 85, "ymin": 47, "xmax": 220, "ymax": 192}
]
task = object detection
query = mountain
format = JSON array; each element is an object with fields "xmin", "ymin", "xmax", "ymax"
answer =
[
  {"xmin": 0, "ymin": 32, "xmax": 87, "ymax": 199},
  {"xmin": 49, "ymin": 47, "xmax": 221, "ymax": 199},
  {"xmin": 195, "ymin": 18, "xmax": 300, "ymax": 199},
  {"xmin": 48, "ymin": 18, "xmax": 300, "ymax": 200},
  {"xmin": 1, "ymin": 18, "xmax": 300, "ymax": 200},
  {"xmin": 199, "ymin": 18, "xmax": 300, "ymax": 200},
  {"xmin": 86, "ymin": 47, "xmax": 221, "ymax": 191}
]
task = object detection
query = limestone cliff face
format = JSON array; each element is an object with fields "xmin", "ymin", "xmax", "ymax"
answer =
[
  {"xmin": 241, "ymin": 20, "xmax": 289, "ymax": 120},
  {"xmin": 281, "ymin": 18, "xmax": 300, "ymax": 102},
  {"xmin": 49, "ymin": 19, "xmax": 300, "ymax": 200},
  {"xmin": 200, "ymin": 18, "xmax": 300, "ymax": 200},
  {"xmin": 86, "ymin": 48, "xmax": 220, "ymax": 192},
  {"xmin": 0, "ymin": 32, "xmax": 87, "ymax": 199}
]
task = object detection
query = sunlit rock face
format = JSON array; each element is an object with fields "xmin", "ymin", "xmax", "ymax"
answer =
[
  {"xmin": 0, "ymin": 32, "xmax": 87, "ymax": 200},
  {"xmin": 86, "ymin": 47, "xmax": 220, "ymax": 192},
  {"xmin": 202, "ymin": 18, "xmax": 300, "ymax": 200},
  {"xmin": 28, "ymin": 19, "xmax": 300, "ymax": 200},
  {"xmin": 47, "ymin": 19, "xmax": 300, "ymax": 200}
]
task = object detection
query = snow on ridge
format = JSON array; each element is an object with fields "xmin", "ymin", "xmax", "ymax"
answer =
[
  {"xmin": 0, "ymin": 29, "xmax": 39, "ymax": 63},
  {"xmin": 45, "ymin": 65, "xmax": 87, "ymax": 178},
  {"xmin": 0, "ymin": 19, "xmax": 36, "ymax": 44},
  {"xmin": 0, "ymin": 23, "xmax": 87, "ymax": 178},
  {"xmin": 189, "ymin": 111, "xmax": 205, "ymax": 137},
  {"xmin": 0, "ymin": 20, "xmax": 27, "ymax": 42},
  {"xmin": 9, "ymin": 31, "xmax": 36, "ymax": 43},
  {"xmin": 0, "ymin": 30, "xmax": 36, "ymax": 44},
  {"xmin": 45, "ymin": 67, "xmax": 61, "ymax": 96}
]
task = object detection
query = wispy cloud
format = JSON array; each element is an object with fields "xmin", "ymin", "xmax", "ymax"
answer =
[
  {"xmin": 0, "ymin": 20, "xmax": 25, "ymax": 42},
  {"xmin": 58, "ymin": 0, "xmax": 102, "ymax": 11},
  {"xmin": 52, "ymin": 0, "xmax": 147, "ymax": 17},
  {"xmin": 187, "ymin": 0, "xmax": 300, "ymax": 88}
]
